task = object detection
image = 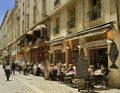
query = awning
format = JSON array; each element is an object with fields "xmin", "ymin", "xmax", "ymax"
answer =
[
  {"xmin": 49, "ymin": 36, "xmax": 65, "ymax": 43},
  {"xmin": 65, "ymin": 28, "xmax": 108, "ymax": 41},
  {"xmin": 34, "ymin": 24, "xmax": 47, "ymax": 31},
  {"xmin": 27, "ymin": 30, "xmax": 33, "ymax": 35},
  {"xmin": 17, "ymin": 37, "xmax": 25, "ymax": 45},
  {"xmin": 2, "ymin": 51, "xmax": 8, "ymax": 57},
  {"xmin": 65, "ymin": 22, "xmax": 112, "ymax": 40}
]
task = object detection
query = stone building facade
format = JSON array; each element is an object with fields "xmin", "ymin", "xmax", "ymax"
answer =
[{"xmin": 0, "ymin": 0, "xmax": 120, "ymax": 87}]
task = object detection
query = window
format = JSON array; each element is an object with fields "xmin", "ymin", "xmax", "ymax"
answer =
[
  {"xmin": 67, "ymin": 8, "xmax": 76, "ymax": 29},
  {"xmin": 53, "ymin": 17, "xmax": 60, "ymax": 35},
  {"xmin": 41, "ymin": 28, "xmax": 48, "ymax": 38},
  {"xmin": 22, "ymin": 3, "xmax": 24, "ymax": 16},
  {"xmin": 88, "ymin": 0, "xmax": 101, "ymax": 21},
  {"xmin": 27, "ymin": 14, "xmax": 29, "ymax": 29},
  {"xmin": 18, "ymin": 24, "xmax": 20, "ymax": 37},
  {"xmin": 54, "ymin": 0, "xmax": 60, "ymax": 7},
  {"xmin": 33, "ymin": 6, "xmax": 36, "ymax": 24},
  {"xmin": 27, "ymin": 0, "xmax": 29, "ymax": 7},
  {"xmin": 92, "ymin": 0, "xmax": 101, "ymax": 8},
  {"xmin": 22, "ymin": 20, "xmax": 24, "ymax": 34},
  {"xmin": 42, "ymin": 0, "xmax": 46, "ymax": 17},
  {"xmin": 54, "ymin": 50, "xmax": 63, "ymax": 63}
]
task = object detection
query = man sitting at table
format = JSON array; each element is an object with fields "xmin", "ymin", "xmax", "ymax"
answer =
[{"xmin": 100, "ymin": 65, "xmax": 110, "ymax": 87}]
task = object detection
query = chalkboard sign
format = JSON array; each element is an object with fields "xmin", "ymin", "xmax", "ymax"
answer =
[{"xmin": 76, "ymin": 60, "xmax": 88, "ymax": 78}]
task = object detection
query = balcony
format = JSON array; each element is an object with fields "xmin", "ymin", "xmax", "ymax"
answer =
[
  {"xmin": 88, "ymin": 7, "xmax": 101, "ymax": 22},
  {"xmin": 54, "ymin": 0, "xmax": 60, "ymax": 7},
  {"xmin": 53, "ymin": 26, "xmax": 59, "ymax": 35},
  {"xmin": 67, "ymin": 18, "xmax": 75, "ymax": 30}
]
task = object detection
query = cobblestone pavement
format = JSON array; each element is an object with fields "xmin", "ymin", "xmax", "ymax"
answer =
[{"xmin": 0, "ymin": 65, "xmax": 120, "ymax": 93}]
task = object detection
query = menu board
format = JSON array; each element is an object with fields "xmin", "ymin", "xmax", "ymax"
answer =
[{"xmin": 76, "ymin": 60, "xmax": 88, "ymax": 78}]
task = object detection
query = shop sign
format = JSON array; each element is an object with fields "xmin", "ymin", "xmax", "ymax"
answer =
[
  {"xmin": 83, "ymin": 39, "xmax": 107, "ymax": 48},
  {"xmin": 109, "ymin": 42, "xmax": 119, "ymax": 69},
  {"xmin": 52, "ymin": 41, "xmax": 62, "ymax": 46}
]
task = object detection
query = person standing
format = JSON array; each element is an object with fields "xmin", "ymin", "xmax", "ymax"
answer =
[{"xmin": 5, "ymin": 59, "xmax": 11, "ymax": 81}]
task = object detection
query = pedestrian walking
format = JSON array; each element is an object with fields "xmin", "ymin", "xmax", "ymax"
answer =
[
  {"xmin": 22, "ymin": 61, "xmax": 28, "ymax": 75},
  {"xmin": 5, "ymin": 59, "xmax": 11, "ymax": 81},
  {"xmin": 11, "ymin": 61, "xmax": 16, "ymax": 75},
  {"xmin": 17, "ymin": 59, "xmax": 22, "ymax": 74}
]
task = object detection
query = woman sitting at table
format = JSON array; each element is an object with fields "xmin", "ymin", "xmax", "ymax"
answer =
[
  {"xmin": 65, "ymin": 64, "xmax": 74, "ymax": 77},
  {"xmin": 100, "ymin": 65, "xmax": 110, "ymax": 87},
  {"xmin": 88, "ymin": 65, "xmax": 95, "ymax": 78}
]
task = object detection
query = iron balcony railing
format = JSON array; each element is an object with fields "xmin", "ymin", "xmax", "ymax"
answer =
[
  {"xmin": 54, "ymin": 0, "xmax": 60, "ymax": 7},
  {"xmin": 88, "ymin": 7, "xmax": 101, "ymax": 21},
  {"xmin": 53, "ymin": 26, "xmax": 59, "ymax": 35},
  {"xmin": 67, "ymin": 18, "xmax": 75, "ymax": 30}
]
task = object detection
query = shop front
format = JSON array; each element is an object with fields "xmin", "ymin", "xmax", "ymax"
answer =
[
  {"xmin": 65, "ymin": 22, "xmax": 120, "ymax": 87},
  {"xmin": 65, "ymin": 22, "xmax": 112, "ymax": 66},
  {"xmin": 49, "ymin": 37, "xmax": 65, "ymax": 65},
  {"xmin": 66, "ymin": 39, "xmax": 79, "ymax": 64},
  {"xmin": 30, "ymin": 40, "xmax": 49, "ymax": 64},
  {"xmin": 26, "ymin": 24, "xmax": 49, "ymax": 64}
]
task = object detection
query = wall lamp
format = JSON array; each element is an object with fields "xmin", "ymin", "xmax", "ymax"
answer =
[
  {"xmin": 77, "ymin": 45, "xmax": 81, "ymax": 48},
  {"xmin": 66, "ymin": 46, "xmax": 70, "ymax": 50},
  {"xmin": 106, "ymin": 39, "xmax": 113, "ymax": 44}
]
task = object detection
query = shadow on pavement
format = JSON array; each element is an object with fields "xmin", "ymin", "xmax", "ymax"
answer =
[
  {"xmin": 6, "ymin": 80, "xmax": 13, "ymax": 82},
  {"xmin": 80, "ymin": 91, "xmax": 99, "ymax": 93}
]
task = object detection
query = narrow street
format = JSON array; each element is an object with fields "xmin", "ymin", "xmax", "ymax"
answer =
[
  {"xmin": 0, "ymin": 65, "xmax": 120, "ymax": 93},
  {"xmin": 0, "ymin": 65, "xmax": 79, "ymax": 93}
]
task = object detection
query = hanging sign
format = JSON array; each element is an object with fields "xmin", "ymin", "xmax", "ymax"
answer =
[{"xmin": 109, "ymin": 42, "xmax": 119, "ymax": 69}]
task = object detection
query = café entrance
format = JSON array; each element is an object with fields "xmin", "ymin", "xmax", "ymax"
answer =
[{"xmin": 90, "ymin": 48, "xmax": 108, "ymax": 68}]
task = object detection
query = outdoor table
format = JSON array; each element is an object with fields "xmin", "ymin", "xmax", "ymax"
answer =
[{"xmin": 92, "ymin": 71, "xmax": 104, "ymax": 86}]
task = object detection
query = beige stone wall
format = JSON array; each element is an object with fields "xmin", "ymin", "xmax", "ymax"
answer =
[{"xmin": 0, "ymin": 0, "xmax": 120, "ymax": 87}]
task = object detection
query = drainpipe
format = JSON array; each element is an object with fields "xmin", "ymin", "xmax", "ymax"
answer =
[
  {"xmin": 115, "ymin": 0, "xmax": 120, "ymax": 30},
  {"xmin": 82, "ymin": 0, "xmax": 84, "ymax": 30}
]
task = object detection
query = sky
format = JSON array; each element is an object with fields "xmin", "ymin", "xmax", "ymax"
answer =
[{"xmin": 0, "ymin": 0, "xmax": 15, "ymax": 25}]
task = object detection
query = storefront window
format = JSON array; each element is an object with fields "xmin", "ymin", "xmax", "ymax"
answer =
[{"xmin": 90, "ymin": 48, "xmax": 108, "ymax": 68}]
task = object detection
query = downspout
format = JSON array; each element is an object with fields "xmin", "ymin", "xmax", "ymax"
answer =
[
  {"xmin": 115, "ymin": 0, "xmax": 120, "ymax": 30},
  {"xmin": 82, "ymin": 0, "xmax": 84, "ymax": 30},
  {"xmin": 115, "ymin": 0, "xmax": 120, "ymax": 80}
]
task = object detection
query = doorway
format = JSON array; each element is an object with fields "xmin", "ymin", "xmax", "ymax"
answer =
[{"xmin": 90, "ymin": 48, "xmax": 108, "ymax": 68}]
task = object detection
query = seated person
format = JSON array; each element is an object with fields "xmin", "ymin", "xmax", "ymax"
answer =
[
  {"xmin": 66, "ymin": 64, "xmax": 74, "ymax": 76},
  {"xmin": 88, "ymin": 65, "xmax": 94, "ymax": 78},
  {"xmin": 88, "ymin": 65, "xmax": 95, "ymax": 88},
  {"xmin": 49, "ymin": 64, "xmax": 58, "ymax": 80},
  {"xmin": 100, "ymin": 65, "xmax": 110, "ymax": 87},
  {"xmin": 60, "ymin": 64, "xmax": 67, "ymax": 82}
]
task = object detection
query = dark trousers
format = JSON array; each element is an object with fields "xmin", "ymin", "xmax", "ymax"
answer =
[
  {"xmin": 60, "ymin": 72, "xmax": 65, "ymax": 82},
  {"xmin": 50, "ymin": 70, "xmax": 57, "ymax": 80},
  {"xmin": 24, "ymin": 69, "xmax": 27, "ymax": 75},
  {"xmin": 5, "ymin": 70, "xmax": 10, "ymax": 81},
  {"xmin": 11, "ymin": 69, "xmax": 15, "ymax": 75}
]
